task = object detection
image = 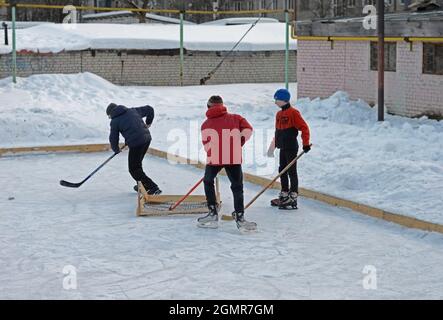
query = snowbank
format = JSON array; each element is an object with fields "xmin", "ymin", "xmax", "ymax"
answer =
[
  {"xmin": 0, "ymin": 22, "xmax": 297, "ymax": 54},
  {"xmin": 0, "ymin": 73, "xmax": 442, "ymax": 226}
]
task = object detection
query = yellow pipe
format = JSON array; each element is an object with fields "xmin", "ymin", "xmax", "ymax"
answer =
[
  {"xmin": 14, "ymin": 4, "xmax": 181, "ymax": 13},
  {"xmin": 409, "ymin": 37, "xmax": 443, "ymax": 42},
  {"xmin": 0, "ymin": 3, "xmax": 293, "ymax": 15},
  {"xmin": 330, "ymin": 36, "xmax": 404, "ymax": 41},
  {"xmin": 293, "ymin": 35, "xmax": 443, "ymax": 42},
  {"xmin": 296, "ymin": 36, "xmax": 330, "ymax": 41}
]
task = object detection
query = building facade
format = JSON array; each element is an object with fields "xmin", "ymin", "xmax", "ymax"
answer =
[
  {"xmin": 297, "ymin": 0, "xmax": 443, "ymax": 20},
  {"xmin": 1, "ymin": 1, "xmax": 297, "ymax": 23},
  {"xmin": 296, "ymin": 10, "xmax": 443, "ymax": 118}
]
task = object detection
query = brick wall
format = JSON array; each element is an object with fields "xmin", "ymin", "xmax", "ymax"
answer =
[
  {"xmin": 0, "ymin": 49, "xmax": 297, "ymax": 86},
  {"xmin": 297, "ymin": 40, "xmax": 443, "ymax": 118}
]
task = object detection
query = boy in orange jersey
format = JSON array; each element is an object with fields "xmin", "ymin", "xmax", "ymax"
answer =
[{"xmin": 267, "ymin": 89, "xmax": 311, "ymax": 209}]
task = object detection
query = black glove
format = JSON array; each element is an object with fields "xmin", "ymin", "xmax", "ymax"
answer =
[{"xmin": 303, "ymin": 145, "xmax": 311, "ymax": 153}]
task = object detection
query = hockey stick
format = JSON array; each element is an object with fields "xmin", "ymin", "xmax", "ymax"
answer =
[
  {"xmin": 60, "ymin": 145, "xmax": 127, "ymax": 188},
  {"xmin": 169, "ymin": 177, "xmax": 204, "ymax": 211},
  {"xmin": 221, "ymin": 145, "xmax": 312, "ymax": 220}
]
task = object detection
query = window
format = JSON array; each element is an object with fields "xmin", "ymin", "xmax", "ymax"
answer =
[
  {"xmin": 95, "ymin": 0, "xmax": 111, "ymax": 7},
  {"xmin": 233, "ymin": 1, "xmax": 242, "ymax": 11},
  {"xmin": 332, "ymin": 0, "xmax": 344, "ymax": 16},
  {"xmin": 423, "ymin": 43, "xmax": 443, "ymax": 75},
  {"xmin": 370, "ymin": 42, "xmax": 397, "ymax": 72},
  {"xmin": 332, "ymin": 0, "xmax": 338, "ymax": 16},
  {"xmin": 273, "ymin": 0, "xmax": 278, "ymax": 9}
]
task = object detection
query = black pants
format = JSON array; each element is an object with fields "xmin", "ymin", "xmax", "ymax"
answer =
[
  {"xmin": 279, "ymin": 148, "xmax": 299, "ymax": 193},
  {"xmin": 128, "ymin": 141, "xmax": 157, "ymax": 190},
  {"xmin": 204, "ymin": 164, "xmax": 244, "ymax": 213}
]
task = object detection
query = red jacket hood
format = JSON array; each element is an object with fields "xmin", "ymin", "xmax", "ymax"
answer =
[{"xmin": 206, "ymin": 104, "xmax": 227, "ymax": 119}]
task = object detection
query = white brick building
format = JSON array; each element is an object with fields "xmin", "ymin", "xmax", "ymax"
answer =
[{"xmin": 0, "ymin": 49, "xmax": 296, "ymax": 86}]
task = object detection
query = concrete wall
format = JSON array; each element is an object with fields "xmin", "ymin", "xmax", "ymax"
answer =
[
  {"xmin": 297, "ymin": 40, "xmax": 443, "ymax": 118},
  {"xmin": 0, "ymin": 49, "xmax": 297, "ymax": 86}
]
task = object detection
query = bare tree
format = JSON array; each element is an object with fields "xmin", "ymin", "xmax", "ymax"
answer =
[
  {"xmin": 9, "ymin": 0, "xmax": 82, "ymax": 22},
  {"xmin": 311, "ymin": 0, "xmax": 333, "ymax": 19},
  {"xmin": 167, "ymin": 0, "xmax": 215, "ymax": 24},
  {"xmin": 123, "ymin": 0, "xmax": 153, "ymax": 23}
]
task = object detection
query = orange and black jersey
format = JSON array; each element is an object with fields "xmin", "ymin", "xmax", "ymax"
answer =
[{"xmin": 275, "ymin": 104, "xmax": 310, "ymax": 149}]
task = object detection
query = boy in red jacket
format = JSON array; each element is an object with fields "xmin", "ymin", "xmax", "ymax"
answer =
[
  {"xmin": 199, "ymin": 95, "xmax": 254, "ymax": 230},
  {"xmin": 267, "ymin": 89, "xmax": 311, "ymax": 209}
]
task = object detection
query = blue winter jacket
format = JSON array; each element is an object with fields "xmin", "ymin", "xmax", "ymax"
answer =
[{"xmin": 109, "ymin": 105, "xmax": 154, "ymax": 153}]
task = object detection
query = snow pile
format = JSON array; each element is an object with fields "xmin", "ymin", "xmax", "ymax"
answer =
[
  {"xmin": 0, "ymin": 22, "xmax": 297, "ymax": 54},
  {"xmin": 0, "ymin": 73, "xmax": 442, "ymax": 225}
]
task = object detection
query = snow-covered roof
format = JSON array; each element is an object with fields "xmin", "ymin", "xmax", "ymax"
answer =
[
  {"xmin": 201, "ymin": 17, "xmax": 279, "ymax": 26},
  {"xmin": 146, "ymin": 13, "xmax": 196, "ymax": 25},
  {"xmin": 0, "ymin": 21, "xmax": 54, "ymax": 29},
  {"xmin": 0, "ymin": 22, "xmax": 297, "ymax": 54}
]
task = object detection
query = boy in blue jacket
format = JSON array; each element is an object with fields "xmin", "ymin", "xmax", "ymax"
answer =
[{"xmin": 106, "ymin": 103, "xmax": 161, "ymax": 195}]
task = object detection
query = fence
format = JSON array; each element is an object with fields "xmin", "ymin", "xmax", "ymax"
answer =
[{"xmin": 0, "ymin": 2, "xmax": 296, "ymax": 87}]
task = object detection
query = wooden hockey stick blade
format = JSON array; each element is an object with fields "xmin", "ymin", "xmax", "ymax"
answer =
[
  {"xmin": 59, "ymin": 145, "xmax": 126, "ymax": 189},
  {"xmin": 59, "ymin": 180, "xmax": 83, "ymax": 188}
]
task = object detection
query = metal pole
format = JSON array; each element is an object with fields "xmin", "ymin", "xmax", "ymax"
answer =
[
  {"xmin": 377, "ymin": 0, "xmax": 384, "ymax": 121},
  {"xmin": 2, "ymin": 22, "xmax": 8, "ymax": 45},
  {"xmin": 179, "ymin": 11, "xmax": 184, "ymax": 86},
  {"xmin": 285, "ymin": 8, "xmax": 289, "ymax": 90},
  {"xmin": 12, "ymin": 5, "xmax": 17, "ymax": 84}
]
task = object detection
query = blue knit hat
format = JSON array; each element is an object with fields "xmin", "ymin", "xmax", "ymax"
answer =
[{"xmin": 274, "ymin": 89, "xmax": 291, "ymax": 102}]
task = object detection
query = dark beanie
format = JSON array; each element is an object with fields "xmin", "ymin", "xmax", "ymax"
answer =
[
  {"xmin": 207, "ymin": 95, "xmax": 223, "ymax": 107},
  {"xmin": 106, "ymin": 103, "xmax": 118, "ymax": 116}
]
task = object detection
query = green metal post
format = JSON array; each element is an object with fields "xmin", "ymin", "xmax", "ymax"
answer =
[
  {"xmin": 12, "ymin": 5, "xmax": 17, "ymax": 84},
  {"xmin": 285, "ymin": 9, "xmax": 289, "ymax": 90},
  {"xmin": 179, "ymin": 12, "xmax": 184, "ymax": 86}
]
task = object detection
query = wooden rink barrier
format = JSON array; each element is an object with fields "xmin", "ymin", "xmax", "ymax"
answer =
[{"xmin": 1, "ymin": 143, "xmax": 442, "ymax": 234}]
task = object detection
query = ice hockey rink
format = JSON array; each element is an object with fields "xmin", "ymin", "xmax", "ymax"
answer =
[{"xmin": 1, "ymin": 151, "xmax": 442, "ymax": 299}]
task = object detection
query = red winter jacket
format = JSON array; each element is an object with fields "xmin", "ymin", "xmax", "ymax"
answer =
[{"xmin": 201, "ymin": 104, "xmax": 253, "ymax": 166}]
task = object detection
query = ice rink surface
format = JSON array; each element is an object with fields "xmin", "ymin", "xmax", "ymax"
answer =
[{"xmin": 1, "ymin": 152, "xmax": 442, "ymax": 299}]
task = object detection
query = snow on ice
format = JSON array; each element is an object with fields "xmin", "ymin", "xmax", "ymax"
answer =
[{"xmin": 1, "ymin": 152, "xmax": 443, "ymax": 299}]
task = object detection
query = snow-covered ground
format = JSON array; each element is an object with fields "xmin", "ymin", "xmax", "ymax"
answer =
[
  {"xmin": 0, "ymin": 22, "xmax": 296, "ymax": 54},
  {"xmin": 1, "ymin": 152, "xmax": 443, "ymax": 299},
  {"xmin": 1, "ymin": 73, "xmax": 442, "ymax": 226}
]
